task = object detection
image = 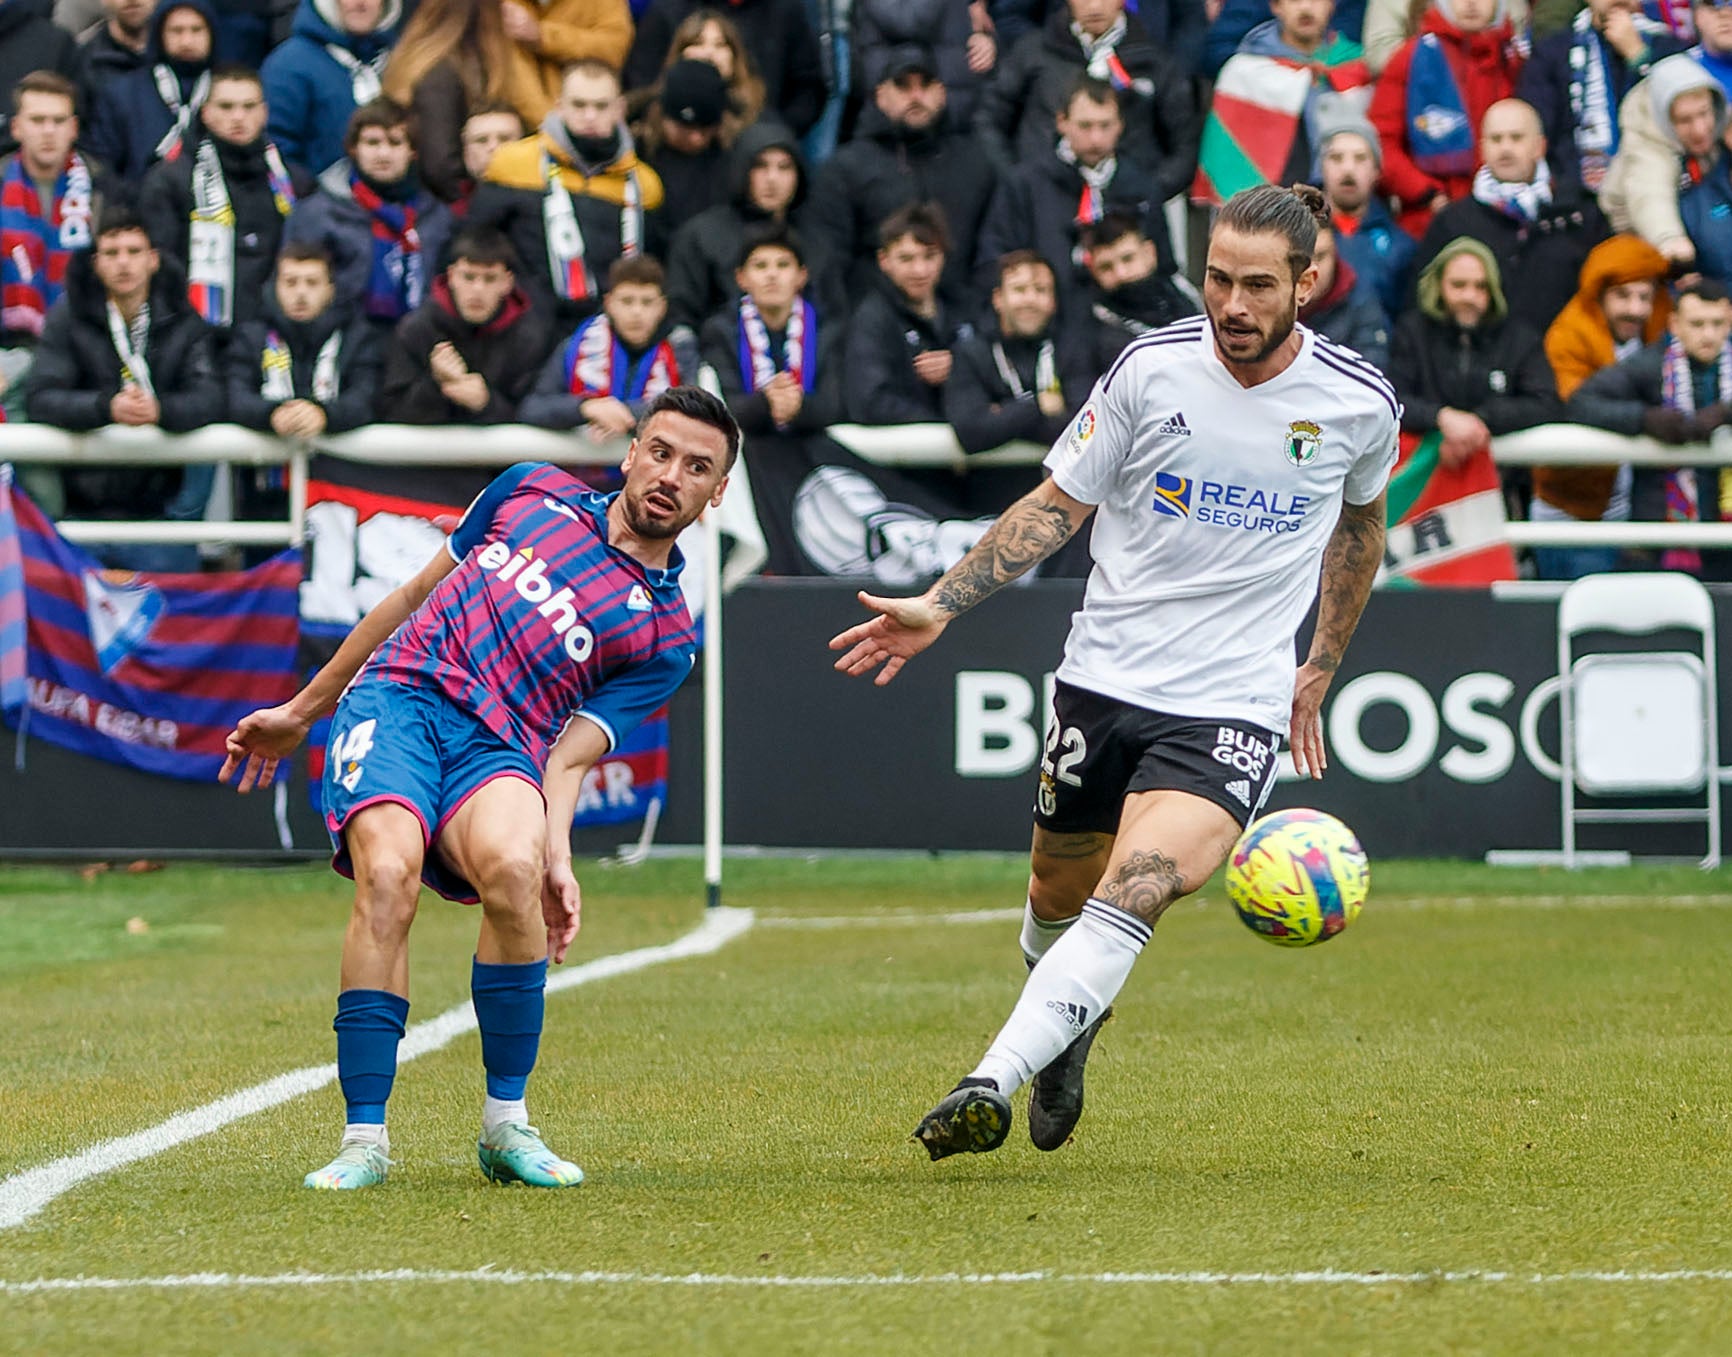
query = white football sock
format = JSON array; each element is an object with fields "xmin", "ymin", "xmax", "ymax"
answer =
[
  {"xmin": 341, "ymin": 1122, "xmax": 388, "ymax": 1150},
  {"xmin": 970, "ymin": 898, "xmax": 1151, "ymax": 1096},
  {"xmin": 483, "ymin": 1096, "xmax": 528, "ymax": 1134},
  {"xmin": 1020, "ymin": 899, "xmax": 1078, "ymax": 967}
]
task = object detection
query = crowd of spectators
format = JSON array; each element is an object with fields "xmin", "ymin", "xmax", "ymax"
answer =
[{"xmin": 2, "ymin": 0, "xmax": 1732, "ymax": 580}]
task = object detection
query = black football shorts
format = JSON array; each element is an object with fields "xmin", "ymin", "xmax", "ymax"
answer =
[{"xmin": 1033, "ymin": 679, "xmax": 1281, "ymax": 834}]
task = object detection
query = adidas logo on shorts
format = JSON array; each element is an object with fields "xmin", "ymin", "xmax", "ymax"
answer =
[
  {"xmin": 1225, "ymin": 778, "xmax": 1252, "ymax": 807},
  {"xmin": 1156, "ymin": 411, "xmax": 1192, "ymax": 437}
]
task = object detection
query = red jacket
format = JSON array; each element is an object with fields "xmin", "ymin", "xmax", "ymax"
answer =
[{"xmin": 1370, "ymin": 9, "xmax": 1524, "ymax": 236}]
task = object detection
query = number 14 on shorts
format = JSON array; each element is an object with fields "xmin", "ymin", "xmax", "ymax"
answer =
[{"xmin": 331, "ymin": 718, "xmax": 377, "ymax": 792}]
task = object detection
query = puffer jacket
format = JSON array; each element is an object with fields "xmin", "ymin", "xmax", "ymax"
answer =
[
  {"xmin": 1600, "ymin": 54, "xmax": 1730, "ymax": 254},
  {"xmin": 84, "ymin": 0, "xmax": 219, "ymax": 183},
  {"xmin": 261, "ymin": 0, "xmax": 404, "ymax": 176}
]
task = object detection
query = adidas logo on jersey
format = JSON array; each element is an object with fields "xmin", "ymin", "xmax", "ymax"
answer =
[
  {"xmin": 1156, "ymin": 411, "xmax": 1192, "ymax": 437},
  {"xmin": 627, "ymin": 585, "xmax": 653, "ymax": 612},
  {"xmin": 1225, "ymin": 778, "xmax": 1252, "ymax": 807},
  {"xmin": 475, "ymin": 541, "xmax": 597, "ymax": 662},
  {"xmin": 1045, "ymin": 999, "xmax": 1090, "ymax": 1031}
]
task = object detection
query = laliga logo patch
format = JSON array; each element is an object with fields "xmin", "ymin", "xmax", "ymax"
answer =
[
  {"xmin": 1065, "ymin": 405, "xmax": 1097, "ymax": 460},
  {"xmin": 1284, "ymin": 419, "xmax": 1322, "ymax": 467}
]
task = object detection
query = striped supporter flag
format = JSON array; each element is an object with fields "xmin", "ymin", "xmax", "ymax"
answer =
[
  {"xmin": 1382, "ymin": 431, "xmax": 1518, "ymax": 586},
  {"xmin": 0, "ymin": 481, "xmax": 301, "ymax": 778},
  {"xmin": 0, "ymin": 467, "xmax": 25, "ymax": 719}
]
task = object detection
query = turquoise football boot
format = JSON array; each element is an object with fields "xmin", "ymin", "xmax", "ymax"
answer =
[
  {"xmin": 304, "ymin": 1139, "xmax": 391, "ymax": 1190},
  {"xmin": 477, "ymin": 1123, "xmax": 585, "ymax": 1187}
]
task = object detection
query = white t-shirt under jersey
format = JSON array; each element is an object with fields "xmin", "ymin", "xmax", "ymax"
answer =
[{"xmin": 1044, "ymin": 315, "xmax": 1400, "ymax": 736}]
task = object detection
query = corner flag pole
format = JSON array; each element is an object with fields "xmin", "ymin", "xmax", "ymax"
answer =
[{"xmin": 702, "ymin": 499, "xmax": 723, "ymax": 910}]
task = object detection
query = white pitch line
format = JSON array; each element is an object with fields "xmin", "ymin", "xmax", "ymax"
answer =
[
  {"xmin": 0, "ymin": 907, "xmax": 755, "ymax": 1232},
  {"xmin": 6, "ymin": 1267, "xmax": 1732, "ymax": 1296}
]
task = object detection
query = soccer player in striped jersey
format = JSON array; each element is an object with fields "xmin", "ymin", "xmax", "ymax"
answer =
[
  {"xmin": 220, "ymin": 386, "xmax": 737, "ymax": 1190},
  {"xmin": 831, "ymin": 184, "xmax": 1400, "ymax": 1160}
]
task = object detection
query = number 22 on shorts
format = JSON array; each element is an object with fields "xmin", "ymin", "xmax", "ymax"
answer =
[
  {"xmin": 330, "ymin": 718, "xmax": 377, "ymax": 793},
  {"xmin": 1037, "ymin": 717, "xmax": 1086, "ymax": 816}
]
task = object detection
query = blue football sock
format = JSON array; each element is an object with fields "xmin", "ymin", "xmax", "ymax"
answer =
[
  {"xmin": 472, "ymin": 957, "xmax": 547, "ymax": 1101},
  {"xmin": 333, "ymin": 988, "xmax": 410, "ymax": 1125}
]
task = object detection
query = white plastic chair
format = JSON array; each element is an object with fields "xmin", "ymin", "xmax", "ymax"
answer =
[{"xmin": 1558, "ymin": 572, "xmax": 1720, "ymax": 868}]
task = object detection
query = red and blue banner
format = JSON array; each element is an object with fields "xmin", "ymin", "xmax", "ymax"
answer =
[{"xmin": 0, "ymin": 480, "xmax": 301, "ymax": 779}]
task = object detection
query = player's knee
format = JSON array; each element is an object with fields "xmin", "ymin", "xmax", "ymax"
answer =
[
  {"xmin": 1027, "ymin": 867, "xmax": 1085, "ymax": 922},
  {"xmin": 355, "ymin": 852, "xmax": 421, "ymax": 929},
  {"xmin": 473, "ymin": 844, "xmax": 543, "ymax": 913}
]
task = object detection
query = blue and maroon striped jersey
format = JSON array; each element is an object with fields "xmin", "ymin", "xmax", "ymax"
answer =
[{"xmin": 362, "ymin": 462, "xmax": 696, "ymax": 767}]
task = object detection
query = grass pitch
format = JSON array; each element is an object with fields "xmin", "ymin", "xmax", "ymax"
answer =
[{"xmin": 3, "ymin": 855, "xmax": 1732, "ymax": 1355}]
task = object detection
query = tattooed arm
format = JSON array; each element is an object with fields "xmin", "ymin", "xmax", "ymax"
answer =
[
  {"xmin": 1291, "ymin": 492, "xmax": 1386, "ymax": 778},
  {"xmin": 828, "ymin": 478, "xmax": 1095, "ymax": 686}
]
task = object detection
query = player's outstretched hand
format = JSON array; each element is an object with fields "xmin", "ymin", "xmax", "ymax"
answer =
[
  {"xmin": 542, "ymin": 861, "xmax": 582, "ymax": 964},
  {"xmin": 1289, "ymin": 662, "xmax": 1331, "ymax": 780},
  {"xmin": 218, "ymin": 703, "xmax": 310, "ymax": 793},
  {"xmin": 828, "ymin": 591, "xmax": 951, "ymax": 686}
]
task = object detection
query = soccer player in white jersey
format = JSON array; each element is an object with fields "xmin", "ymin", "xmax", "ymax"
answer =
[{"xmin": 830, "ymin": 183, "xmax": 1399, "ymax": 1159}]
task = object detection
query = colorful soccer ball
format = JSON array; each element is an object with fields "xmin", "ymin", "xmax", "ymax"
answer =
[{"xmin": 1225, "ymin": 808, "xmax": 1369, "ymax": 947}]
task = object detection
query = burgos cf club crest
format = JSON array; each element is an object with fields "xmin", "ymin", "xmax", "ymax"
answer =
[{"xmin": 1284, "ymin": 419, "xmax": 1323, "ymax": 467}]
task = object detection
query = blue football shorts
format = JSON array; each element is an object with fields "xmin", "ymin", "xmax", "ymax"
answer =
[{"xmin": 323, "ymin": 678, "xmax": 544, "ymax": 903}]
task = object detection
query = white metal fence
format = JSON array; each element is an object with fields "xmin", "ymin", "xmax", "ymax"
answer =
[{"xmin": 5, "ymin": 420, "xmax": 1732, "ymax": 550}]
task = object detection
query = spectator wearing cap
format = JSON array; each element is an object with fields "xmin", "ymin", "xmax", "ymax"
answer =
[
  {"xmin": 638, "ymin": 10, "xmax": 767, "ymax": 149},
  {"xmin": 262, "ymin": 0, "xmax": 405, "ymax": 178},
  {"xmin": 855, "ymin": 0, "xmax": 993, "ymax": 128},
  {"xmin": 86, "ymin": 0, "xmax": 218, "ymax": 183},
  {"xmin": 665, "ymin": 120, "xmax": 835, "ymax": 330},
  {"xmin": 1515, "ymin": 0, "xmax": 1683, "ymax": 192},
  {"xmin": 974, "ymin": 74, "xmax": 1171, "ymax": 312},
  {"xmin": 1414, "ymin": 98, "xmax": 1606, "ymax": 335},
  {"xmin": 626, "ymin": 0, "xmax": 828, "ymax": 136},
  {"xmin": 634, "ymin": 58, "xmax": 733, "ymax": 233},
  {"xmin": 975, "ymin": 0, "xmax": 1198, "ymax": 209},
  {"xmin": 1316, "ymin": 96, "xmax": 1415, "ymax": 318},
  {"xmin": 804, "ymin": 45, "xmax": 996, "ymax": 316}
]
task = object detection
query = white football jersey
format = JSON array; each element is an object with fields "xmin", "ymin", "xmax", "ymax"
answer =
[{"xmin": 1044, "ymin": 315, "xmax": 1399, "ymax": 735}]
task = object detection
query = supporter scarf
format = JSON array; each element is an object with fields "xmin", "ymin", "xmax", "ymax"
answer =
[
  {"xmin": 186, "ymin": 138, "xmax": 294, "ymax": 326},
  {"xmin": 349, "ymin": 173, "xmax": 422, "ymax": 321},
  {"xmin": 737, "ymin": 295, "xmax": 818, "ymax": 395},
  {"xmin": 1566, "ymin": 11, "xmax": 1624, "ymax": 189},
  {"xmin": 105, "ymin": 299, "xmax": 154, "ymax": 397},
  {"xmin": 0, "ymin": 152, "xmax": 94, "ymax": 339},
  {"xmin": 561, "ymin": 313, "xmax": 680, "ymax": 401},
  {"xmin": 1405, "ymin": 33, "xmax": 1478, "ymax": 177},
  {"xmin": 1657, "ymin": 333, "xmax": 1732, "ymax": 569},
  {"xmin": 1471, "ymin": 159, "xmax": 1552, "ymax": 221},
  {"xmin": 1075, "ymin": 15, "xmax": 1139, "ymax": 91},
  {"xmin": 1055, "ymin": 138, "xmax": 1117, "ymax": 227},
  {"xmin": 322, "ymin": 44, "xmax": 387, "ymax": 106},
  {"xmin": 542, "ymin": 149, "xmax": 642, "ymax": 303},
  {"xmin": 261, "ymin": 328, "xmax": 342, "ymax": 403},
  {"xmin": 152, "ymin": 65, "xmax": 210, "ymax": 159},
  {"xmin": 991, "ymin": 339, "xmax": 1058, "ymax": 400}
]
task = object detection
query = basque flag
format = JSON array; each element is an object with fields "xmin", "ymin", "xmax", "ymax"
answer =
[{"xmin": 0, "ymin": 482, "xmax": 300, "ymax": 779}]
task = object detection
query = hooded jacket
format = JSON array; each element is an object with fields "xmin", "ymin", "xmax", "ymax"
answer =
[
  {"xmin": 85, "ymin": 0, "xmax": 219, "ymax": 183},
  {"xmin": 1300, "ymin": 253, "xmax": 1390, "ymax": 371},
  {"xmin": 1600, "ymin": 54, "xmax": 1730, "ymax": 253},
  {"xmin": 1063, "ymin": 270, "xmax": 1200, "ymax": 373},
  {"xmin": 975, "ymin": 7, "xmax": 1200, "ymax": 203},
  {"xmin": 1386, "ymin": 236, "xmax": 1561, "ymax": 434},
  {"xmin": 1413, "ymin": 172, "xmax": 1607, "ymax": 334},
  {"xmin": 973, "ymin": 146, "xmax": 1170, "ymax": 312},
  {"xmin": 25, "ymin": 249, "xmax": 223, "ymax": 516},
  {"xmin": 1537, "ymin": 234, "xmax": 1670, "ymax": 518},
  {"xmin": 137, "ymin": 129, "xmax": 297, "ymax": 334},
  {"xmin": 467, "ymin": 121, "xmax": 667, "ymax": 328},
  {"xmin": 663, "ymin": 122, "xmax": 829, "ymax": 332},
  {"xmin": 283, "ymin": 158, "xmax": 453, "ymax": 318},
  {"xmin": 624, "ymin": 0, "xmax": 828, "ymax": 136},
  {"xmin": 803, "ymin": 104, "xmax": 997, "ymax": 317},
  {"xmin": 1369, "ymin": 7, "xmax": 1524, "ymax": 233},
  {"xmin": 376, "ymin": 274, "xmax": 552, "ymax": 423},
  {"xmin": 224, "ymin": 292, "xmax": 381, "ymax": 432},
  {"xmin": 261, "ymin": 0, "xmax": 404, "ymax": 176}
]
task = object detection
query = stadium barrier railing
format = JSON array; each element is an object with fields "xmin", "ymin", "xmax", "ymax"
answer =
[{"xmin": 6, "ymin": 421, "xmax": 1732, "ymax": 550}]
